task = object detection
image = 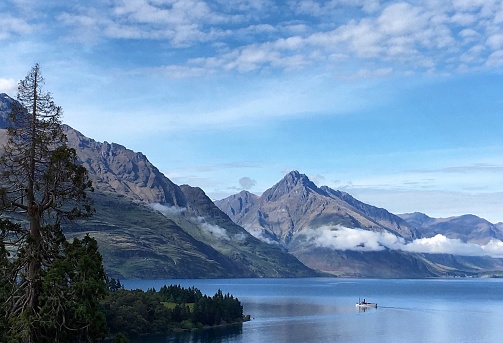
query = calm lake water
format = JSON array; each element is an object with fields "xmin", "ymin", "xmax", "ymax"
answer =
[{"xmin": 123, "ymin": 278, "xmax": 503, "ymax": 343}]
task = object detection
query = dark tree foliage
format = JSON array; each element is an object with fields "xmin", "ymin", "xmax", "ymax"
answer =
[
  {"xmin": 158, "ymin": 284, "xmax": 202, "ymax": 303},
  {"xmin": 101, "ymin": 285, "xmax": 244, "ymax": 338},
  {"xmin": 38, "ymin": 235, "xmax": 108, "ymax": 341},
  {"xmin": 0, "ymin": 221, "xmax": 16, "ymax": 339},
  {"xmin": 192, "ymin": 290, "xmax": 243, "ymax": 327},
  {"xmin": 112, "ymin": 332, "xmax": 130, "ymax": 343},
  {"xmin": 0, "ymin": 64, "xmax": 103, "ymax": 342},
  {"xmin": 101, "ymin": 289, "xmax": 173, "ymax": 337},
  {"xmin": 107, "ymin": 278, "xmax": 124, "ymax": 292}
]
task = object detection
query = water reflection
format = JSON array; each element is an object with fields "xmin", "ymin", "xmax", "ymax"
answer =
[
  {"xmin": 130, "ymin": 324, "xmax": 242, "ymax": 343},
  {"xmin": 125, "ymin": 278, "xmax": 503, "ymax": 343}
]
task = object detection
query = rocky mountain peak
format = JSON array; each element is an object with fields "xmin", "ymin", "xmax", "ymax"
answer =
[
  {"xmin": 261, "ymin": 170, "xmax": 319, "ymax": 202},
  {"xmin": 399, "ymin": 212, "xmax": 434, "ymax": 228},
  {"xmin": 64, "ymin": 125, "xmax": 186, "ymax": 207},
  {"xmin": 0, "ymin": 93, "xmax": 14, "ymax": 106},
  {"xmin": 0, "ymin": 93, "xmax": 15, "ymax": 128},
  {"xmin": 214, "ymin": 190, "xmax": 258, "ymax": 222}
]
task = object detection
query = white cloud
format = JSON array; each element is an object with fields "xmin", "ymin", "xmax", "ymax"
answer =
[
  {"xmin": 486, "ymin": 50, "xmax": 503, "ymax": 67},
  {"xmin": 0, "ymin": 15, "xmax": 34, "ymax": 40},
  {"xmin": 301, "ymin": 225, "xmax": 405, "ymax": 252},
  {"xmin": 289, "ymin": 0, "xmax": 380, "ymax": 16},
  {"xmin": 401, "ymin": 234, "xmax": 485, "ymax": 256},
  {"xmin": 459, "ymin": 28, "xmax": 480, "ymax": 42},
  {"xmin": 149, "ymin": 203, "xmax": 231, "ymax": 240},
  {"xmin": 459, "ymin": 44, "xmax": 485, "ymax": 63},
  {"xmin": 487, "ymin": 33, "xmax": 503, "ymax": 49},
  {"xmin": 112, "ymin": 0, "xmax": 225, "ymax": 25},
  {"xmin": 482, "ymin": 239, "xmax": 503, "ymax": 258},
  {"xmin": 233, "ymin": 232, "xmax": 248, "ymax": 241},
  {"xmin": 40, "ymin": 0, "xmax": 503, "ymax": 76},
  {"xmin": 148, "ymin": 203, "xmax": 186, "ymax": 216},
  {"xmin": 452, "ymin": 0, "xmax": 492, "ymax": 12},
  {"xmin": 378, "ymin": 3, "xmax": 426, "ymax": 36},
  {"xmin": 246, "ymin": 226, "xmax": 279, "ymax": 245},
  {"xmin": 299, "ymin": 225, "xmax": 503, "ymax": 258},
  {"xmin": 0, "ymin": 78, "xmax": 17, "ymax": 95},
  {"xmin": 200, "ymin": 222, "xmax": 230, "ymax": 240}
]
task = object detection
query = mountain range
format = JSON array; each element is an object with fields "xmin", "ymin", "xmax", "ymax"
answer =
[
  {"xmin": 0, "ymin": 93, "xmax": 316, "ymax": 279},
  {"xmin": 216, "ymin": 171, "xmax": 503, "ymax": 277},
  {"xmin": 1, "ymin": 93, "xmax": 502, "ymax": 278}
]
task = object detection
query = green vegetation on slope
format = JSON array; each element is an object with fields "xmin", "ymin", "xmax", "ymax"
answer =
[
  {"xmin": 65, "ymin": 192, "xmax": 240, "ymax": 279},
  {"xmin": 66, "ymin": 191, "xmax": 318, "ymax": 279}
]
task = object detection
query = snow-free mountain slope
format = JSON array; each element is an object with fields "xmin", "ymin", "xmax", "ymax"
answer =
[
  {"xmin": 217, "ymin": 171, "xmax": 503, "ymax": 277},
  {"xmin": 0, "ymin": 94, "xmax": 317, "ymax": 278},
  {"xmin": 400, "ymin": 212, "xmax": 503, "ymax": 244},
  {"xmin": 216, "ymin": 170, "xmax": 418, "ymax": 245}
]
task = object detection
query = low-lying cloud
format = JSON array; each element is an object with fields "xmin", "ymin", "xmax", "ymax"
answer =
[
  {"xmin": 148, "ymin": 203, "xmax": 186, "ymax": 216},
  {"xmin": 300, "ymin": 225, "xmax": 503, "ymax": 258},
  {"xmin": 195, "ymin": 217, "xmax": 230, "ymax": 240},
  {"xmin": 246, "ymin": 226, "xmax": 279, "ymax": 246},
  {"xmin": 149, "ymin": 203, "xmax": 234, "ymax": 241}
]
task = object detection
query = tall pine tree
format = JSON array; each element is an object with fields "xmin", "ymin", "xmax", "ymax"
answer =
[{"xmin": 0, "ymin": 64, "xmax": 105, "ymax": 342}]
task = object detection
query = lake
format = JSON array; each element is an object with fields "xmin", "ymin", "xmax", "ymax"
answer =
[{"xmin": 123, "ymin": 278, "xmax": 503, "ymax": 343}]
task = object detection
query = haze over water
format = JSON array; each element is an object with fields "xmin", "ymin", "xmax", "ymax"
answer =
[{"xmin": 125, "ymin": 278, "xmax": 503, "ymax": 343}]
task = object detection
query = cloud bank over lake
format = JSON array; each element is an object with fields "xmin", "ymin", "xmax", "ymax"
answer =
[{"xmin": 301, "ymin": 225, "xmax": 503, "ymax": 258}]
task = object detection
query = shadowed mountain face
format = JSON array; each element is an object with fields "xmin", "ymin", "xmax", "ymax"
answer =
[
  {"xmin": 216, "ymin": 171, "xmax": 503, "ymax": 277},
  {"xmin": 0, "ymin": 94, "xmax": 317, "ymax": 279}
]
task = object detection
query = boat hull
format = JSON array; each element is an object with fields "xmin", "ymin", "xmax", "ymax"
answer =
[{"xmin": 356, "ymin": 303, "xmax": 377, "ymax": 308}]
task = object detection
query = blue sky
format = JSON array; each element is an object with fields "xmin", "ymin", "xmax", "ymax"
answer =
[{"xmin": 1, "ymin": 0, "xmax": 503, "ymax": 222}]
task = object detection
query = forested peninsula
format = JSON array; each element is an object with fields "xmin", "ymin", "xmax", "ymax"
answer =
[{"xmin": 102, "ymin": 283, "xmax": 247, "ymax": 339}]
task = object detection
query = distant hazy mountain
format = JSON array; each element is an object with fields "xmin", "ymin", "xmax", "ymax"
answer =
[
  {"xmin": 0, "ymin": 93, "xmax": 317, "ymax": 279},
  {"xmin": 399, "ymin": 212, "xmax": 503, "ymax": 245},
  {"xmin": 216, "ymin": 171, "xmax": 503, "ymax": 277}
]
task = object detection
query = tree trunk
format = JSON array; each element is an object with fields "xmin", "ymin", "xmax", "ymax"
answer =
[{"xmin": 27, "ymin": 210, "xmax": 42, "ymax": 311}]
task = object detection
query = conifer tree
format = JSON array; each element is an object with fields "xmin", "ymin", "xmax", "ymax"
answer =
[
  {"xmin": 0, "ymin": 64, "xmax": 101, "ymax": 342},
  {"xmin": 0, "ymin": 221, "xmax": 15, "ymax": 339}
]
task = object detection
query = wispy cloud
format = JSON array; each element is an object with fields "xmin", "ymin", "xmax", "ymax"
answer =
[
  {"xmin": 148, "ymin": 203, "xmax": 186, "ymax": 216},
  {"xmin": 239, "ymin": 176, "xmax": 256, "ymax": 190},
  {"xmin": 245, "ymin": 226, "xmax": 279, "ymax": 245},
  {"xmin": 160, "ymin": 1, "xmax": 503, "ymax": 75},
  {"xmin": 199, "ymin": 221, "xmax": 230, "ymax": 240},
  {"xmin": 148, "ymin": 203, "xmax": 232, "ymax": 240},
  {"xmin": 300, "ymin": 225, "xmax": 503, "ymax": 258},
  {"xmin": 8, "ymin": 0, "xmax": 499, "ymax": 76},
  {"xmin": 331, "ymin": 149, "xmax": 503, "ymax": 196},
  {"xmin": 0, "ymin": 15, "xmax": 36, "ymax": 40}
]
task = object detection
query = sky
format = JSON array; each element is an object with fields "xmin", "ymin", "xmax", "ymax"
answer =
[{"xmin": 1, "ymin": 0, "xmax": 503, "ymax": 223}]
